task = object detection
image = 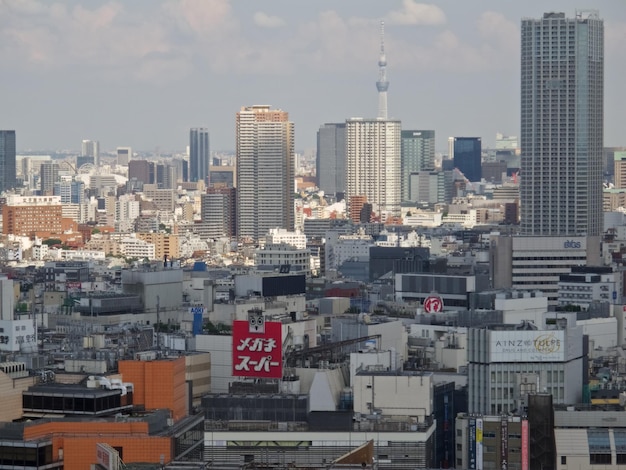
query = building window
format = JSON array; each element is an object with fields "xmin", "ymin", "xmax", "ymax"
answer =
[
  {"xmin": 590, "ymin": 454, "xmax": 611, "ymax": 465},
  {"xmin": 561, "ymin": 456, "xmax": 566, "ymax": 465}
]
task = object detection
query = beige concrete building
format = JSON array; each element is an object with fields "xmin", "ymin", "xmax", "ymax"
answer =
[
  {"xmin": 0, "ymin": 368, "xmax": 37, "ymax": 421},
  {"xmin": 137, "ymin": 232, "xmax": 180, "ymax": 260}
]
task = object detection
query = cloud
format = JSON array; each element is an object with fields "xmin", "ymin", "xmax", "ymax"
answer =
[
  {"xmin": 386, "ymin": 0, "xmax": 445, "ymax": 26},
  {"xmin": 164, "ymin": 0, "xmax": 236, "ymax": 37},
  {"xmin": 0, "ymin": 0, "xmax": 192, "ymax": 82},
  {"xmin": 253, "ymin": 12, "xmax": 285, "ymax": 29}
]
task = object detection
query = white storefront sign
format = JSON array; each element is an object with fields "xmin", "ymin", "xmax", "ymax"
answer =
[{"xmin": 489, "ymin": 330, "xmax": 565, "ymax": 362}]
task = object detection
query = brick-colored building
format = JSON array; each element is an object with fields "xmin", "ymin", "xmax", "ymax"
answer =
[
  {"xmin": 118, "ymin": 356, "xmax": 188, "ymax": 421},
  {"xmin": 2, "ymin": 196, "xmax": 63, "ymax": 237}
]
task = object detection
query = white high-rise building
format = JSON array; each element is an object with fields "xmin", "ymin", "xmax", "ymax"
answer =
[
  {"xmin": 236, "ymin": 105, "xmax": 294, "ymax": 241},
  {"xmin": 345, "ymin": 118, "xmax": 401, "ymax": 218}
]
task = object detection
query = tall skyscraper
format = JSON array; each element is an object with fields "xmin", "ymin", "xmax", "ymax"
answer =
[
  {"xmin": 189, "ymin": 128, "xmax": 210, "ymax": 183},
  {"xmin": 81, "ymin": 140, "xmax": 100, "ymax": 167},
  {"xmin": 453, "ymin": 137, "xmax": 482, "ymax": 183},
  {"xmin": 376, "ymin": 21, "xmax": 389, "ymax": 119},
  {"xmin": 236, "ymin": 105, "xmax": 294, "ymax": 240},
  {"xmin": 316, "ymin": 123, "xmax": 346, "ymax": 199},
  {"xmin": 345, "ymin": 118, "xmax": 401, "ymax": 218},
  {"xmin": 0, "ymin": 130, "xmax": 17, "ymax": 193},
  {"xmin": 401, "ymin": 130, "xmax": 435, "ymax": 202},
  {"xmin": 520, "ymin": 11, "xmax": 604, "ymax": 236}
]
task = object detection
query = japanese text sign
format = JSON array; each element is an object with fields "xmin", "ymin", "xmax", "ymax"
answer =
[{"xmin": 232, "ymin": 320, "xmax": 283, "ymax": 379}]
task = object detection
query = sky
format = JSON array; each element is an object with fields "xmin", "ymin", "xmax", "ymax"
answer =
[{"xmin": 1, "ymin": 0, "xmax": 625, "ymax": 154}]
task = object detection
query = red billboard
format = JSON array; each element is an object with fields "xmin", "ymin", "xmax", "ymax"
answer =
[
  {"xmin": 521, "ymin": 419, "xmax": 529, "ymax": 470},
  {"xmin": 232, "ymin": 320, "xmax": 283, "ymax": 379}
]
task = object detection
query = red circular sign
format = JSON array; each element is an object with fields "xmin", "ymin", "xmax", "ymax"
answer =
[{"xmin": 424, "ymin": 295, "xmax": 444, "ymax": 313}]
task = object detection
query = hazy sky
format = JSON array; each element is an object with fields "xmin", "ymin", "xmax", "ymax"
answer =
[{"xmin": 1, "ymin": 0, "xmax": 625, "ymax": 154}]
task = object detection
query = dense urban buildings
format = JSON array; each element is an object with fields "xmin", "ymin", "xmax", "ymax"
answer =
[
  {"xmin": 236, "ymin": 105, "xmax": 295, "ymax": 240},
  {"xmin": 0, "ymin": 130, "xmax": 16, "ymax": 193},
  {"xmin": 520, "ymin": 11, "xmax": 604, "ymax": 237},
  {"xmin": 2, "ymin": 7, "xmax": 625, "ymax": 470},
  {"xmin": 189, "ymin": 127, "xmax": 210, "ymax": 184}
]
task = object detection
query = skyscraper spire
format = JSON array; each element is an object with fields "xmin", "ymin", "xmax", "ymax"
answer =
[{"xmin": 376, "ymin": 20, "xmax": 389, "ymax": 119}]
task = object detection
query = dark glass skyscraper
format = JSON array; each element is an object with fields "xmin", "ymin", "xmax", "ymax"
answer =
[
  {"xmin": 453, "ymin": 137, "xmax": 482, "ymax": 182},
  {"xmin": 189, "ymin": 128, "xmax": 210, "ymax": 184},
  {"xmin": 401, "ymin": 130, "xmax": 435, "ymax": 202},
  {"xmin": 316, "ymin": 123, "xmax": 346, "ymax": 199},
  {"xmin": 0, "ymin": 130, "xmax": 17, "ymax": 193},
  {"xmin": 520, "ymin": 11, "xmax": 603, "ymax": 236}
]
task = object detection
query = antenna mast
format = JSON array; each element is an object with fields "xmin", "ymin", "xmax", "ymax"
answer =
[{"xmin": 376, "ymin": 20, "xmax": 389, "ymax": 119}]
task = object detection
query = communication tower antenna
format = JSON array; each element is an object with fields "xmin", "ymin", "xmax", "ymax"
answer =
[{"xmin": 376, "ymin": 20, "xmax": 389, "ymax": 119}]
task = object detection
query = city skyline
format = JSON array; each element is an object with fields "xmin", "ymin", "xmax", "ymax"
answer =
[{"xmin": 1, "ymin": 1, "xmax": 624, "ymax": 154}]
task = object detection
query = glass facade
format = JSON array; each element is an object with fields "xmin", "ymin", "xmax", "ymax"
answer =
[
  {"xmin": 453, "ymin": 137, "xmax": 481, "ymax": 183},
  {"xmin": 189, "ymin": 128, "xmax": 210, "ymax": 183},
  {"xmin": 0, "ymin": 130, "xmax": 17, "ymax": 193},
  {"xmin": 401, "ymin": 130, "xmax": 435, "ymax": 202}
]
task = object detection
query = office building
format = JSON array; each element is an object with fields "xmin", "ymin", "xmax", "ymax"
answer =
[
  {"xmin": 520, "ymin": 11, "xmax": 604, "ymax": 236},
  {"xmin": 453, "ymin": 137, "xmax": 482, "ymax": 182},
  {"xmin": 128, "ymin": 160, "xmax": 155, "ymax": 185},
  {"xmin": 189, "ymin": 128, "xmax": 210, "ymax": 183},
  {"xmin": 408, "ymin": 170, "xmax": 453, "ymax": 205},
  {"xmin": 401, "ymin": 130, "xmax": 435, "ymax": 202},
  {"xmin": 490, "ymin": 234, "xmax": 600, "ymax": 308},
  {"xmin": 209, "ymin": 164, "xmax": 236, "ymax": 188},
  {"xmin": 116, "ymin": 146, "xmax": 132, "ymax": 166},
  {"xmin": 39, "ymin": 161, "xmax": 59, "ymax": 195},
  {"xmin": 54, "ymin": 180, "xmax": 84, "ymax": 205},
  {"xmin": 467, "ymin": 313, "xmax": 585, "ymax": 415},
  {"xmin": 613, "ymin": 150, "xmax": 626, "ymax": 189},
  {"xmin": 316, "ymin": 123, "xmax": 346, "ymax": 198},
  {"xmin": 345, "ymin": 118, "xmax": 401, "ymax": 218},
  {"xmin": 0, "ymin": 130, "xmax": 16, "ymax": 193},
  {"xmin": 81, "ymin": 139, "xmax": 99, "ymax": 167},
  {"xmin": 236, "ymin": 105, "xmax": 294, "ymax": 240},
  {"xmin": 482, "ymin": 161, "xmax": 508, "ymax": 184}
]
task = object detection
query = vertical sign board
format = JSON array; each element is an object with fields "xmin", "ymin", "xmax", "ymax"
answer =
[
  {"xmin": 476, "ymin": 418, "xmax": 483, "ymax": 470},
  {"xmin": 189, "ymin": 306, "xmax": 205, "ymax": 336},
  {"xmin": 500, "ymin": 417, "xmax": 508, "ymax": 470},
  {"xmin": 468, "ymin": 418, "xmax": 477, "ymax": 470},
  {"xmin": 232, "ymin": 320, "xmax": 283, "ymax": 379},
  {"xmin": 521, "ymin": 420, "xmax": 529, "ymax": 470}
]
